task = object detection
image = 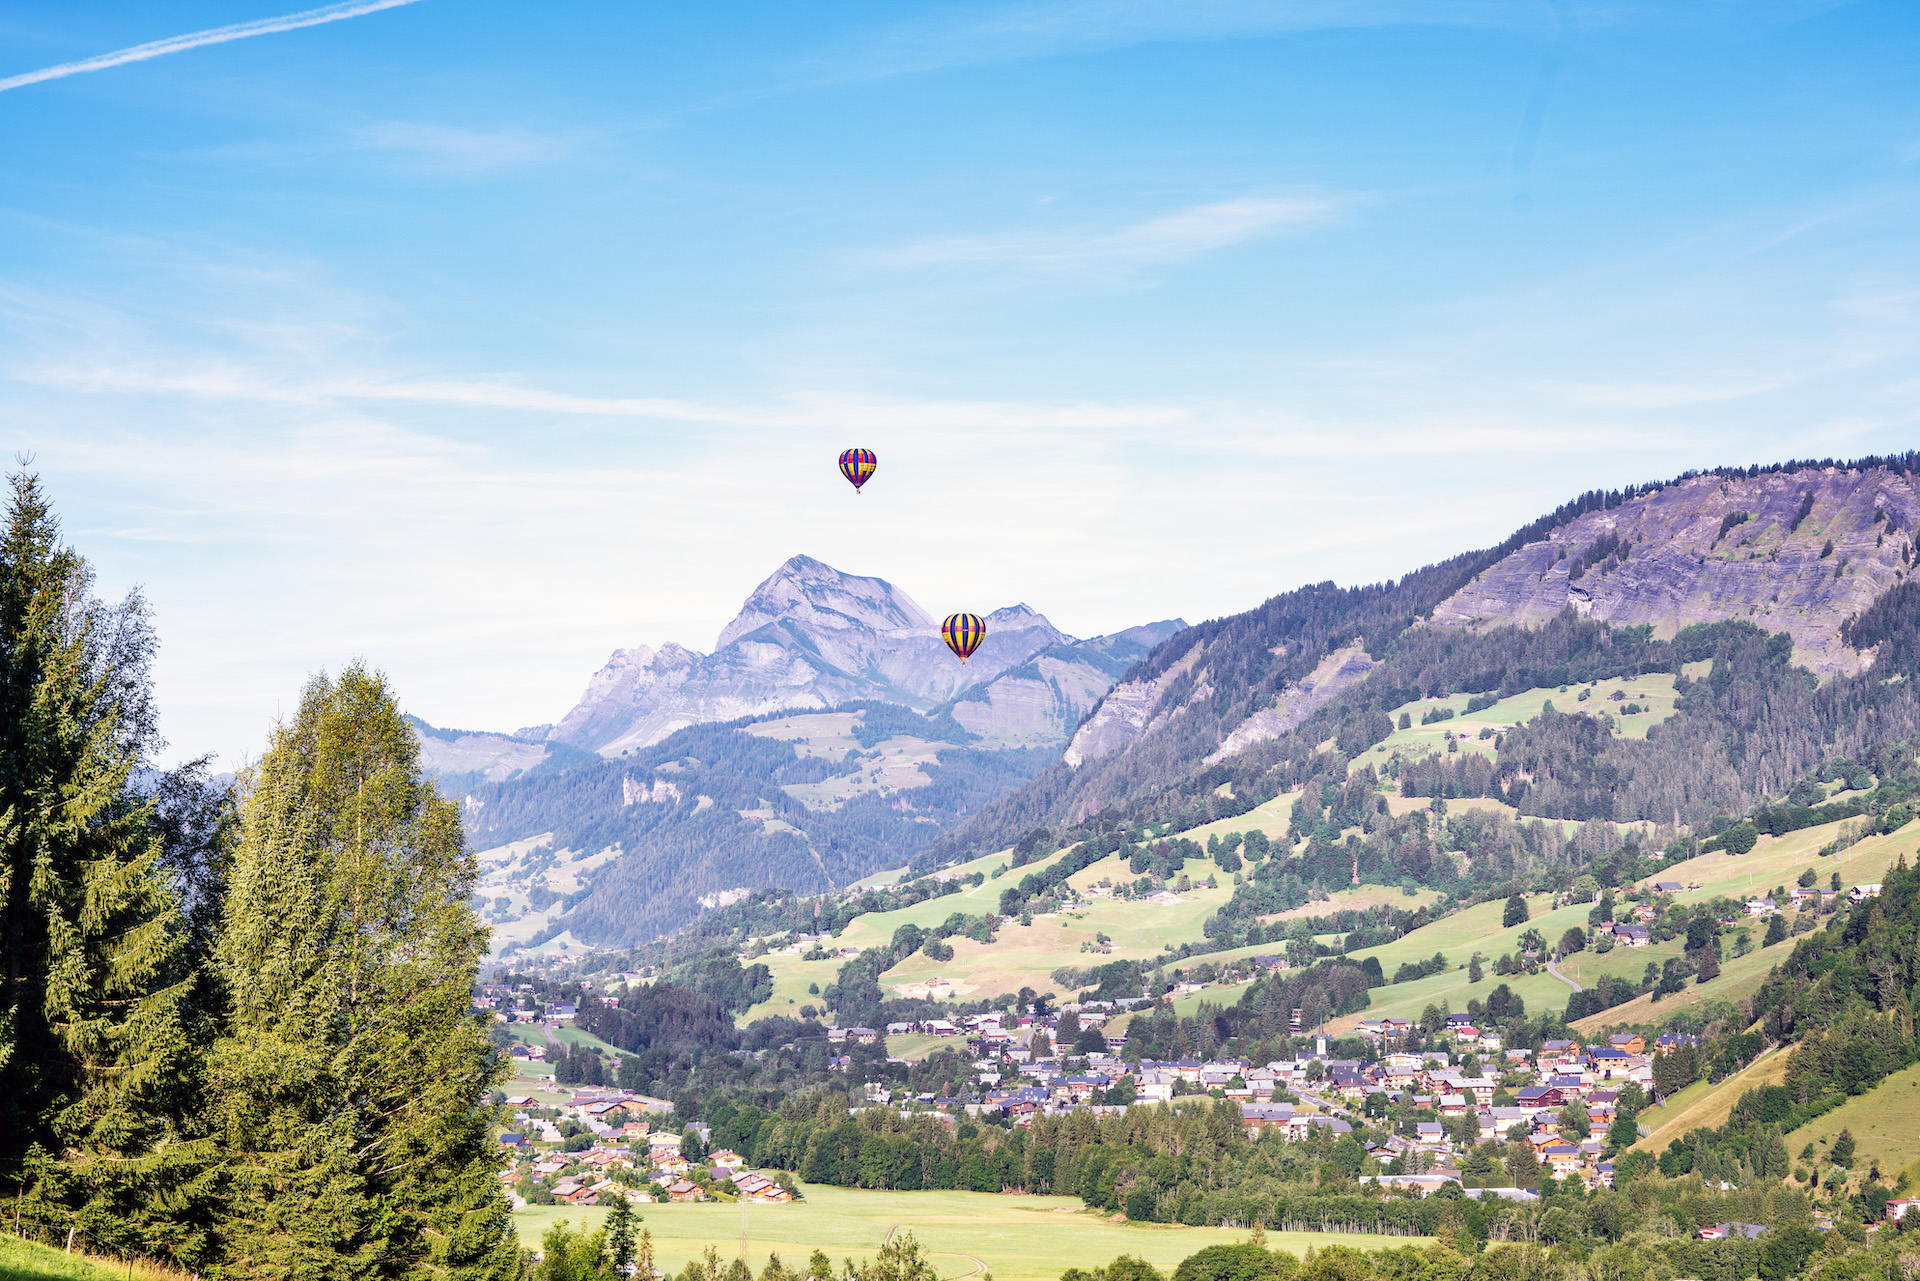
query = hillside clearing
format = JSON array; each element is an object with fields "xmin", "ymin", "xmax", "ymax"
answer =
[
  {"xmin": 1783, "ymin": 1061, "xmax": 1920, "ymax": 1186},
  {"xmin": 1634, "ymin": 1048, "xmax": 1790, "ymax": 1153}
]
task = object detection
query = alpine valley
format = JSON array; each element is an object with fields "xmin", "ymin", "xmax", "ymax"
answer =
[
  {"xmin": 424, "ymin": 554, "xmax": 1185, "ymax": 949},
  {"xmin": 466, "ymin": 455, "xmax": 1920, "ymax": 962}
]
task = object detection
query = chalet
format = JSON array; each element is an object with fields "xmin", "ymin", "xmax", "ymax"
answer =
[
  {"xmin": 550, "ymin": 1179, "xmax": 598, "ymax": 1206},
  {"xmin": 1744, "ymin": 899, "xmax": 1778, "ymax": 917},
  {"xmin": 1608, "ymin": 1034, "xmax": 1645, "ymax": 1055},
  {"xmin": 1516, "ymin": 1086, "xmax": 1559, "ymax": 1108},
  {"xmin": 499, "ymin": 1133, "xmax": 527, "ymax": 1149},
  {"xmin": 709, "ymin": 1149, "xmax": 746, "ymax": 1171},
  {"xmin": 1285, "ymin": 1115, "xmax": 1351, "ymax": 1140},
  {"xmin": 1851, "ymin": 884, "xmax": 1884, "ymax": 905},
  {"xmin": 1239, "ymin": 1103, "xmax": 1295, "ymax": 1137},
  {"xmin": 550, "ymin": 1003, "xmax": 577, "ymax": 1021},
  {"xmin": 730, "ymin": 1170, "xmax": 794, "ymax": 1204},
  {"xmin": 1611, "ymin": 925, "xmax": 1651, "ymax": 947},
  {"xmin": 1415, "ymin": 1122, "xmax": 1446, "ymax": 1145},
  {"xmin": 666, "ymin": 1179, "xmax": 707, "ymax": 1203},
  {"xmin": 1542, "ymin": 1145, "xmax": 1581, "ymax": 1172},
  {"xmin": 1700, "ymin": 1223, "xmax": 1768, "ymax": 1241},
  {"xmin": 1652, "ymin": 881, "xmax": 1684, "ymax": 893}
]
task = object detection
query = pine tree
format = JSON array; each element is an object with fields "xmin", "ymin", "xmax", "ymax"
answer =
[
  {"xmin": 606, "ymin": 1193, "xmax": 638, "ymax": 1273},
  {"xmin": 210, "ymin": 663, "xmax": 518, "ymax": 1278},
  {"xmin": 0, "ymin": 473, "xmax": 211, "ymax": 1259}
]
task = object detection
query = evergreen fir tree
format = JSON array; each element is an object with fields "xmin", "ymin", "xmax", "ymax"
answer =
[
  {"xmin": 210, "ymin": 663, "xmax": 518, "ymax": 1278},
  {"xmin": 0, "ymin": 472, "xmax": 212, "ymax": 1260},
  {"xmin": 606, "ymin": 1194, "xmax": 638, "ymax": 1273}
]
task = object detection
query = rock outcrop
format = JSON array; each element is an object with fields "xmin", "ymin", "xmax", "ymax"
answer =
[
  {"xmin": 1429, "ymin": 467, "xmax": 1919, "ymax": 675},
  {"xmin": 1205, "ymin": 643, "xmax": 1377, "ymax": 763},
  {"xmin": 1063, "ymin": 642, "xmax": 1203, "ymax": 768}
]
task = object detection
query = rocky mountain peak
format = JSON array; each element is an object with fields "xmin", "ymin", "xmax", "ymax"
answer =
[
  {"xmin": 532, "ymin": 555, "xmax": 1176, "ymax": 758},
  {"xmin": 716, "ymin": 554, "xmax": 934, "ymax": 650}
]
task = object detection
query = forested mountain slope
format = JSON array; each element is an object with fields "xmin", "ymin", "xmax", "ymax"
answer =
[
  {"xmin": 926, "ymin": 457, "xmax": 1920, "ymax": 865},
  {"xmin": 467, "ymin": 703, "xmax": 1057, "ymax": 949}
]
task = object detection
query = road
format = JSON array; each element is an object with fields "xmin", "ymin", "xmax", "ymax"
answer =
[{"xmin": 1545, "ymin": 959, "xmax": 1582, "ymax": 993}]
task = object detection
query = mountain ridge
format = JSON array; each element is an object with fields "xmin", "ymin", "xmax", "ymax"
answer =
[
  {"xmin": 923, "ymin": 454, "xmax": 1920, "ymax": 864},
  {"xmin": 534, "ymin": 554, "xmax": 1186, "ymax": 757}
]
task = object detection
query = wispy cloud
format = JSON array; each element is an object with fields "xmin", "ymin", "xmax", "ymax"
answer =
[
  {"xmin": 0, "ymin": 0, "xmax": 426, "ymax": 95},
  {"xmin": 353, "ymin": 123, "xmax": 578, "ymax": 176},
  {"xmin": 820, "ymin": 0, "xmax": 1549, "ymax": 84},
  {"xmin": 870, "ymin": 196, "xmax": 1339, "ymax": 273}
]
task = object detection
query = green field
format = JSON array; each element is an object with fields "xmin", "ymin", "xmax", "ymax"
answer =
[
  {"xmin": 1783, "ymin": 1061, "xmax": 1920, "ymax": 1187},
  {"xmin": 1357, "ymin": 675, "xmax": 1682, "ymax": 774},
  {"xmin": 511, "ymin": 1185, "xmax": 1429, "ymax": 1281}
]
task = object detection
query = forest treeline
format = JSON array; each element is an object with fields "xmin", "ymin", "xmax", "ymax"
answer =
[{"xmin": 0, "ymin": 476, "xmax": 518, "ymax": 1278}]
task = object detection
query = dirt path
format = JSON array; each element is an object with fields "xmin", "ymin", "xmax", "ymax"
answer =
[{"xmin": 1545, "ymin": 959, "xmax": 1582, "ymax": 992}]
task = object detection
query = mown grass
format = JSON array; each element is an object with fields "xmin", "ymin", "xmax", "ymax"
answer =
[{"xmin": 511, "ymin": 1185, "xmax": 1428, "ymax": 1281}]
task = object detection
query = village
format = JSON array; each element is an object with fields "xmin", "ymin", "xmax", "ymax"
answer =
[{"xmin": 494, "ymin": 1001, "xmax": 1700, "ymax": 1222}]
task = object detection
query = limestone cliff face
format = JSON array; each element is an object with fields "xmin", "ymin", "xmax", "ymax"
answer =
[
  {"xmin": 1205, "ymin": 644, "xmax": 1378, "ymax": 764},
  {"xmin": 546, "ymin": 642, "xmax": 705, "ymax": 751},
  {"xmin": 1429, "ymin": 467, "xmax": 1920, "ymax": 675},
  {"xmin": 1063, "ymin": 642, "xmax": 1203, "ymax": 768},
  {"xmin": 541, "ymin": 555, "xmax": 1182, "ymax": 756}
]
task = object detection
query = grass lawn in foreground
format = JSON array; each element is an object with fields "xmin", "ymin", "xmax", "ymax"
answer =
[
  {"xmin": 0, "ymin": 1236, "xmax": 176, "ymax": 1281},
  {"xmin": 511, "ymin": 1186, "xmax": 1428, "ymax": 1281}
]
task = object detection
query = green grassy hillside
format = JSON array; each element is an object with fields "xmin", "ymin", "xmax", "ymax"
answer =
[
  {"xmin": 1783, "ymin": 1061, "xmax": 1920, "ymax": 1187},
  {"xmin": 724, "ymin": 663, "xmax": 1917, "ymax": 1049},
  {"xmin": 1633, "ymin": 1048, "xmax": 1791, "ymax": 1154}
]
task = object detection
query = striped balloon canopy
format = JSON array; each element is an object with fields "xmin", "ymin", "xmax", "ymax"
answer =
[
  {"xmin": 941, "ymin": 613, "xmax": 986, "ymax": 664},
  {"xmin": 838, "ymin": 448, "xmax": 877, "ymax": 493}
]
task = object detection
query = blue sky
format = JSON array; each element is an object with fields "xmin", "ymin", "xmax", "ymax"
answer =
[{"xmin": 3, "ymin": 0, "xmax": 1917, "ymax": 765}]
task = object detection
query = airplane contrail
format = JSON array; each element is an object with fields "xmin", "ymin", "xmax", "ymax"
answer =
[{"xmin": 0, "ymin": 0, "xmax": 428, "ymax": 94}]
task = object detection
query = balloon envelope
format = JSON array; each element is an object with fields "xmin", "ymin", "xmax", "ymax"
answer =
[
  {"xmin": 942, "ymin": 613, "xmax": 985, "ymax": 663},
  {"xmin": 838, "ymin": 448, "xmax": 877, "ymax": 492}
]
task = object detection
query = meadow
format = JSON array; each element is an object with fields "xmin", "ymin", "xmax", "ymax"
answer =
[
  {"xmin": 511, "ymin": 1185, "xmax": 1429, "ymax": 1281},
  {"xmin": 1783, "ymin": 1061, "xmax": 1920, "ymax": 1186}
]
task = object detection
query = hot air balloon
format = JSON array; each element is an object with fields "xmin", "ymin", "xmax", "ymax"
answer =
[
  {"xmin": 838, "ymin": 448, "xmax": 877, "ymax": 493},
  {"xmin": 942, "ymin": 613, "xmax": 985, "ymax": 664}
]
